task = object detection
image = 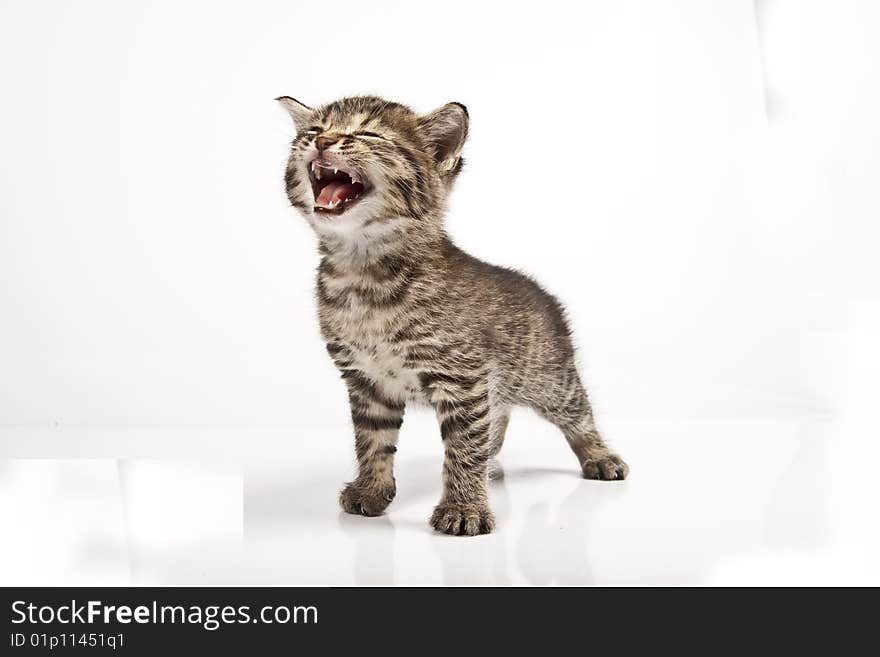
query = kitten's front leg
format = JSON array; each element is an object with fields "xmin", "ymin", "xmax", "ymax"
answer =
[
  {"xmin": 429, "ymin": 385, "xmax": 495, "ymax": 536},
  {"xmin": 338, "ymin": 368, "xmax": 405, "ymax": 517}
]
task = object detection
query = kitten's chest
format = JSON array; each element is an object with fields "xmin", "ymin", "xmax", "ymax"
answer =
[
  {"xmin": 320, "ymin": 296, "xmax": 421, "ymax": 400},
  {"xmin": 344, "ymin": 337, "xmax": 424, "ymax": 402},
  {"xmin": 317, "ymin": 258, "xmax": 429, "ymax": 402}
]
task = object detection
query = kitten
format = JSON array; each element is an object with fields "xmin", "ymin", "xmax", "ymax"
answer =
[{"xmin": 279, "ymin": 95, "xmax": 628, "ymax": 536}]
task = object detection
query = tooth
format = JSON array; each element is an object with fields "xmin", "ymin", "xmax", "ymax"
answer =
[
  {"xmin": 315, "ymin": 168, "xmax": 322, "ymax": 179},
  {"xmin": 333, "ymin": 168, "xmax": 338, "ymax": 174}
]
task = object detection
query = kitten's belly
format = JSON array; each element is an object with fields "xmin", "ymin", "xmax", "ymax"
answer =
[{"xmin": 346, "ymin": 341, "xmax": 425, "ymax": 403}]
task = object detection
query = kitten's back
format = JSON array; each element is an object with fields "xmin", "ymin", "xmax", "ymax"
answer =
[{"xmin": 439, "ymin": 239, "xmax": 576, "ymax": 366}]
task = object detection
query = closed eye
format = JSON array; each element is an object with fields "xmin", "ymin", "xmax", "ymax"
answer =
[
  {"xmin": 354, "ymin": 131, "xmax": 385, "ymax": 139},
  {"xmin": 304, "ymin": 126, "xmax": 324, "ymax": 134}
]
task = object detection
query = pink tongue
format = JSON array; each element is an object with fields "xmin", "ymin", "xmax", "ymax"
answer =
[{"xmin": 316, "ymin": 182, "xmax": 364, "ymax": 207}]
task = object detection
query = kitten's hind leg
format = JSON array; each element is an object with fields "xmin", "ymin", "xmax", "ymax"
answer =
[
  {"xmin": 488, "ymin": 404, "xmax": 510, "ymax": 481},
  {"xmin": 488, "ymin": 404, "xmax": 511, "ymax": 457},
  {"xmin": 563, "ymin": 410, "xmax": 628, "ymax": 480},
  {"xmin": 541, "ymin": 371, "xmax": 628, "ymax": 481}
]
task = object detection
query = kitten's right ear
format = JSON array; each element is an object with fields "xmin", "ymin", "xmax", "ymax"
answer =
[
  {"xmin": 417, "ymin": 102, "xmax": 469, "ymax": 172},
  {"xmin": 276, "ymin": 96, "xmax": 313, "ymax": 131}
]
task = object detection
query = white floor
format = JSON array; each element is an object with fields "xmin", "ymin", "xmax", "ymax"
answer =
[{"xmin": 2, "ymin": 410, "xmax": 876, "ymax": 586}]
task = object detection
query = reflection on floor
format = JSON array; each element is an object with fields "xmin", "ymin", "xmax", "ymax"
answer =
[{"xmin": 1, "ymin": 412, "xmax": 877, "ymax": 585}]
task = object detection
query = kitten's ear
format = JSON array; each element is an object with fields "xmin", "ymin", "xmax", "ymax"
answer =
[
  {"xmin": 276, "ymin": 96, "xmax": 313, "ymax": 131},
  {"xmin": 417, "ymin": 102, "xmax": 469, "ymax": 171}
]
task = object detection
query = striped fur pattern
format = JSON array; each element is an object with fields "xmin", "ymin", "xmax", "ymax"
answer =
[{"xmin": 279, "ymin": 95, "xmax": 628, "ymax": 536}]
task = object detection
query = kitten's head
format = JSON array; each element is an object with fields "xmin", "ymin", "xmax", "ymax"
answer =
[{"xmin": 278, "ymin": 95, "xmax": 468, "ymax": 238}]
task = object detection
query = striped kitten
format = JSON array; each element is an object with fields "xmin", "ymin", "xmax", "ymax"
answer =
[{"xmin": 279, "ymin": 95, "xmax": 628, "ymax": 536}]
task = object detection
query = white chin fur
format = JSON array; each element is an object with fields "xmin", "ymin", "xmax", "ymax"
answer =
[{"xmin": 306, "ymin": 193, "xmax": 383, "ymax": 236}]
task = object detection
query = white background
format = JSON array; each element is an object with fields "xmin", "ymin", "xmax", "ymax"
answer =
[{"xmin": 1, "ymin": 0, "xmax": 878, "ymax": 585}]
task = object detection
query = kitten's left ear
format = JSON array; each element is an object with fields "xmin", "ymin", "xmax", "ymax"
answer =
[
  {"xmin": 276, "ymin": 96, "xmax": 313, "ymax": 131},
  {"xmin": 417, "ymin": 102, "xmax": 469, "ymax": 171}
]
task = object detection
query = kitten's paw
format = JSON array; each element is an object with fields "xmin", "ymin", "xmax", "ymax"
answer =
[
  {"xmin": 582, "ymin": 454, "xmax": 629, "ymax": 480},
  {"xmin": 339, "ymin": 480, "xmax": 395, "ymax": 517},
  {"xmin": 430, "ymin": 502, "xmax": 495, "ymax": 536}
]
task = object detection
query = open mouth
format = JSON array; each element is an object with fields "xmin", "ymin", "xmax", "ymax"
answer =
[{"xmin": 309, "ymin": 159, "xmax": 368, "ymax": 215}]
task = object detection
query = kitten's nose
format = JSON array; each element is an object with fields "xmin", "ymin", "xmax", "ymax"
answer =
[{"xmin": 315, "ymin": 135, "xmax": 339, "ymax": 152}]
